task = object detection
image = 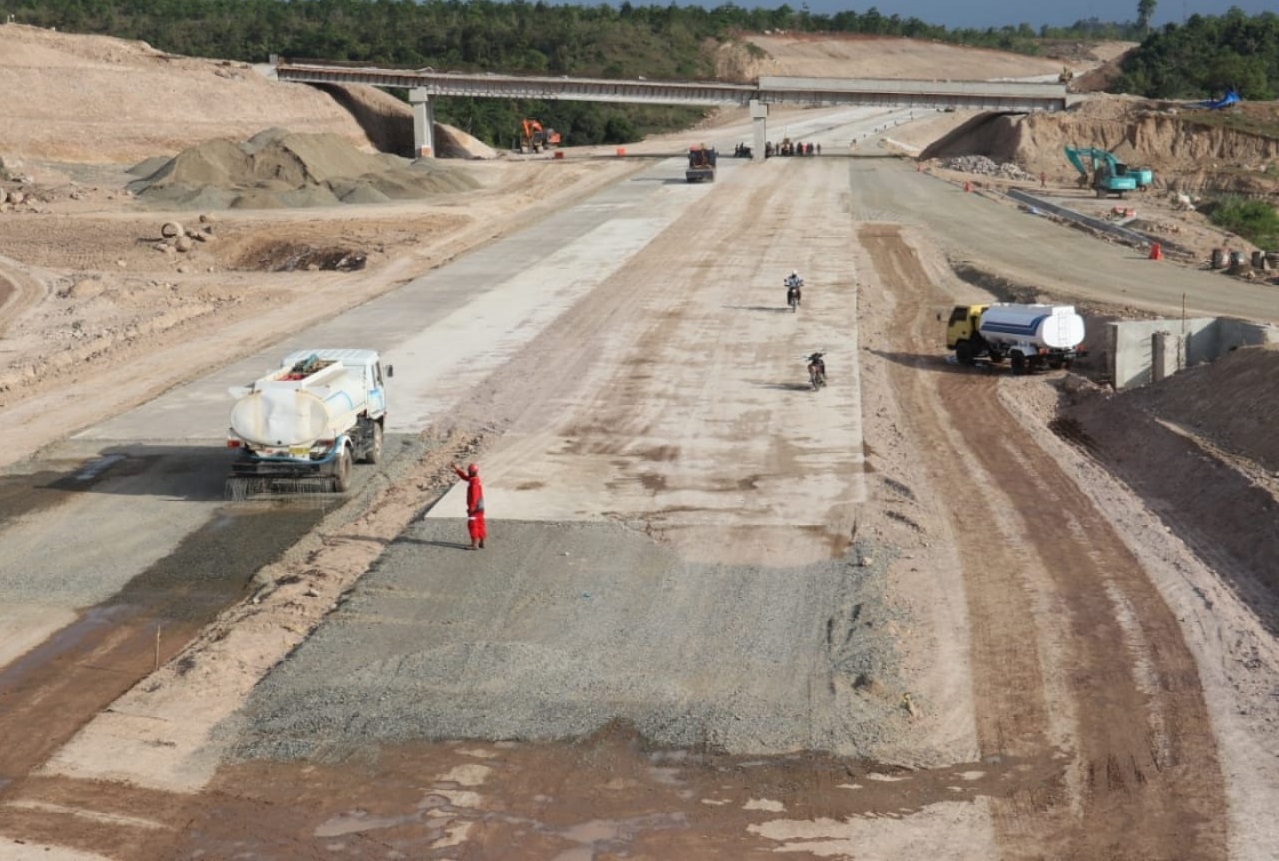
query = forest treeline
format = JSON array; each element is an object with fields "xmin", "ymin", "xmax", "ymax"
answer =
[
  {"xmin": 3, "ymin": 0, "xmax": 1276, "ymax": 146},
  {"xmin": 1115, "ymin": 8, "xmax": 1279, "ymax": 100}
]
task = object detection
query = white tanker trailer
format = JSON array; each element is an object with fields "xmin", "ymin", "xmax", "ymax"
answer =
[
  {"xmin": 226, "ymin": 348, "xmax": 392, "ymax": 496},
  {"xmin": 946, "ymin": 303, "xmax": 1086, "ymax": 373}
]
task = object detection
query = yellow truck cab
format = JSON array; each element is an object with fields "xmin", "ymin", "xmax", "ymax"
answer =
[{"xmin": 946, "ymin": 304, "xmax": 987, "ymax": 350}]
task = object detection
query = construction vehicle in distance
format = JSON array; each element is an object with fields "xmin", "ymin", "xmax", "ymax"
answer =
[
  {"xmin": 1199, "ymin": 88, "xmax": 1241, "ymax": 110},
  {"xmin": 517, "ymin": 119, "xmax": 561, "ymax": 154},
  {"xmin": 686, "ymin": 144, "xmax": 717, "ymax": 182},
  {"xmin": 1128, "ymin": 165, "xmax": 1155, "ymax": 189},
  {"xmin": 226, "ymin": 349, "xmax": 392, "ymax": 497},
  {"xmin": 946, "ymin": 303, "xmax": 1086, "ymax": 374},
  {"xmin": 1063, "ymin": 146, "xmax": 1147, "ymax": 198}
]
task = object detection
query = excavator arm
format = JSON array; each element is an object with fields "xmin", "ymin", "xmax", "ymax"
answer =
[{"xmin": 1063, "ymin": 146, "xmax": 1091, "ymax": 177}]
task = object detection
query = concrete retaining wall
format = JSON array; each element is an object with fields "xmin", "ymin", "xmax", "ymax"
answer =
[{"xmin": 1109, "ymin": 317, "xmax": 1279, "ymax": 389}]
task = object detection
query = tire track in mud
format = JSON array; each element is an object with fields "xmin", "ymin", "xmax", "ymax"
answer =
[{"xmin": 860, "ymin": 224, "xmax": 1226, "ymax": 860}]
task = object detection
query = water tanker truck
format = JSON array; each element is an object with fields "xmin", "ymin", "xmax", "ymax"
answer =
[
  {"xmin": 946, "ymin": 303, "xmax": 1085, "ymax": 373},
  {"xmin": 226, "ymin": 349, "xmax": 392, "ymax": 497}
]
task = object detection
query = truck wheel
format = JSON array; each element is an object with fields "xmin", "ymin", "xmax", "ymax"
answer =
[
  {"xmin": 1048, "ymin": 357, "xmax": 1063, "ymax": 370},
  {"xmin": 359, "ymin": 421, "xmax": 383, "ymax": 465},
  {"xmin": 955, "ymin": 340, "xmax": 974, "ymax": 365},
  {"xmin": 332, "ymin": 445, "xmax": 352, "ymax": 493},
  {"xmin": 1010, "ymin": 352, "xmax": 1026, "ymax": 375}
]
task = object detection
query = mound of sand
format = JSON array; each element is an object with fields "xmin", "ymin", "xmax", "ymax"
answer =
[
  {"xmin": 128, "ymin": 128, "xmax": 480, "ymax": 209},
  {"xmin": 434, "ymin": 124, "xmax": 499, "ymax": 159}
]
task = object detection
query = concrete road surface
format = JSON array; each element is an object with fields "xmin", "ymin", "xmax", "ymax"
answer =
[
  {"xmin": 1, "ymin": 105, "xmax": 1268, "ymax": 859},
  {"xmin": 0, "ymin": 106, "xmax": 898, "ymax": 758},
  {"xmin": 236, "ymin": 135, "xmax": 886, "ymax": 760}
]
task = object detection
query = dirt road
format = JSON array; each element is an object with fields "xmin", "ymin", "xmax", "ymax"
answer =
[{"xmin": 860, "ymin": 221, "xmax": 1225, "ymax": 858}]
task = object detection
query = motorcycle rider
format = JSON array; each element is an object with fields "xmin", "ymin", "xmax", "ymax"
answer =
[
  {"xmin": 807, "ymin": 352, "xmax": 826, "ymax": 388},
  {"xmin": 785, "ymin": 270, "xmax": 803, "ymax": 309}
]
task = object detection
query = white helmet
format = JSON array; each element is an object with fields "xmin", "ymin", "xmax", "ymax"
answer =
[{"xmin": 791, "ymin": 270, "xmax": 799, "ymax": 277}]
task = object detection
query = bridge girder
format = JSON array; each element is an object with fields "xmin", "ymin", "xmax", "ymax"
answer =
[{"xmin": 271, "ymin": 58, "xmax": 1070, "ymax": 159}]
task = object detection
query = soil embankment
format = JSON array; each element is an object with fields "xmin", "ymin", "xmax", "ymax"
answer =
[
  {"xmin": 1065, "ymin": 344, "xmax": 1279, "ymax": 608},
  {"xmin": 717, "ymin": 33, "xmax": 1067, "ymax": 82},
  {"xmin": 0, "ymin": 23, "xmax": 410, "ymax": 163},
  {"xmin": 922, "ymin": 97, "xmax": 1279, "ymax": 196}
]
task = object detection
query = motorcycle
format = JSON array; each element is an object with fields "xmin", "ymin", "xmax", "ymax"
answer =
[
  {"xmin": 785, "ymin": 275, "xmax": 803, "ymax": 313},
  {"xmin": 807, "ymin": 352, "xmax": 826, "ymax": 390}
]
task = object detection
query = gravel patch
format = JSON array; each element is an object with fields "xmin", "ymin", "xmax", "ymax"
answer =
[
  {"xmin": 939, "ymin": 154, "xmax": 1035, "ymax": 181},
  {"xmin": 227, "ymin": 520, "xmax": 910, "ymax": 762}
]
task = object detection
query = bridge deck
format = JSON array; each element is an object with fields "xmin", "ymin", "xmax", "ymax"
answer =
[{"xmin": 273, "ymin": 60, "xmax": 1068, "ymax": 112}]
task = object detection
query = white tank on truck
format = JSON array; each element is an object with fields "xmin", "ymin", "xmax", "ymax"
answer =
[
  {"xmin": 226, "ymin": 349, "xmax": 392, "ymax": 497},
  {"xmin": 946, "ymin": 303, "xmax": 1085, "ymax": 373}
]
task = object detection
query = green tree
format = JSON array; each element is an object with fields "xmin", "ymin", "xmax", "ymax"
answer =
[{"xmin": 1137, "ymin": 0, "xmax": 1157, "ymax": 33}]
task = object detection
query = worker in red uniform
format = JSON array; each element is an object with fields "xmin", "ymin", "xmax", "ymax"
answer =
[{"xmin": 452, "ymin": 463, "xmax": 486, "ymax": 550}]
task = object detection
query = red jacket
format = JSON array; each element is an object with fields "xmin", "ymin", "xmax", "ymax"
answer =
[{"xmin": 454, "ymin": 468, "xmax": 485, "ymax": 515}]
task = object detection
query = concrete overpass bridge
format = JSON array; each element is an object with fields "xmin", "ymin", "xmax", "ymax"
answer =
[{"xmin": 271, "ymin": 57, "xmax": 1070, "ymax": 160}]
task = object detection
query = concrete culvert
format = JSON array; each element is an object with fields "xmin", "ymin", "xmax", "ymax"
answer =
[{"xmin": 161, "ymin": 221, "xmax": 183, "ymax": 238}]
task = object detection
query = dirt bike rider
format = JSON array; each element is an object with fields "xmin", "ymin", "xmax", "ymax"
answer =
[
  {"xmin": 807, "ymin": 351, "xmax": 826, "ymax": 386},
  {"xmin": 785, "ymin": 270, "xmax": 803, "ymax": 306}
]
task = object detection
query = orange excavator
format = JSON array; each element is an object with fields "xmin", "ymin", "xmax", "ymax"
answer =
[{"xmin": 518, "ymin": 119, "xmax": 562, "ymax": 154}]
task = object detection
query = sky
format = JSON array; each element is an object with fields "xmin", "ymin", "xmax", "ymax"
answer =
[{"xmin": 683, "ymin": 1, "xmax": 1273, "ymax": 31}]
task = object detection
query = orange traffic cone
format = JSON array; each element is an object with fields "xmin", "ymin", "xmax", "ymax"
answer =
[{"xmin": 1148, "ymin": 242, "xmax": 1163, "ymax": 260}]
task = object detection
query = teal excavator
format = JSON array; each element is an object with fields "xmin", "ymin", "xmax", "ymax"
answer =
[{"xmin": 1063, "ymin": 147, "xmax": 1153, "ymax": 198}]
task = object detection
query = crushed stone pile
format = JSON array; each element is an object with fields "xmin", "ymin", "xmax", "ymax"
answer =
[
  {"xmin": 128, "ymin": 128, "xmax": 480, "ymax": 210},
  {"xmin": 939, "ymin": 154, "xmax": 1035, "ymax": 181}
]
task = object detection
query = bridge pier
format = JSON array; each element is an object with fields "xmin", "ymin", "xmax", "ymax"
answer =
[
  {"xmin": 409, "ymin": 87, "xmax": 436, "ymax": 159},
  {"xmin": 750, "ymin": 99, "xmax": 768, "ymax": 162}
]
